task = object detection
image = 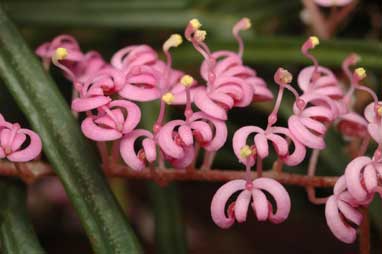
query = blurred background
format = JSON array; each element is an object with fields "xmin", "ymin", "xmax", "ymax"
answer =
[{"xmin": 0, "ymin": 0, "xmax": 381, "ymax": 253}]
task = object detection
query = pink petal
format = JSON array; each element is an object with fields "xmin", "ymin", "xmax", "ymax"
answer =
[
  {"xmin": 7, "ymin": 129, "xmax": 42, "ymax": 162},
  {"xmin": 81, "ymin": 116, "xmax": 122, "ymax": 141},
  {"xmin": 210, "ymin": 179, "xmax": 246, "ymax": 229},
  {"xmin": 170, "ymin": 145, "xmax": 195, "ymax": 169},
  {"xmin": 232, "ymin": 126, "xmax": 263, "ymax": 165},
  {"xmin": 325, "ymin": 196, "xmax": 358, "ymax": 244},
  {"xmin": 194, "ymin": 89, "xmax": 228, "ymax": 120},
  {"xmin": 71, "ymin": 96, "xmax": 111, "ymax": 112},
  {"xmin": 234, "ymin": 189, "xmax": 251, "ymax": 223},
  {"xmin": 157, "ymin": 120, "xmax": 185, "ymax": 159},
  {"xmin": 178, "ymin": 125, "xmax": 194, "ymax": 146},
  {"xmin": 288, "ymin": 115, "xmax": 325, "ymax": 149},
  {"xmin": 252, "ymin": 178, "xmax": 291, "ymax": 224},
  {"xmin": 251, "ymin": 188, "xmax": 269, "ymax": 221},
  {"xmin": 345, "ymin": 156, "xmax": 372, "ymax": 201},
  {"xmin": 120, "ymin": 129, "xmax": 154, "ymax": 171},
  {"xmin": 110, "ymin": 100, "xmax": 141, "ymax": 134}
]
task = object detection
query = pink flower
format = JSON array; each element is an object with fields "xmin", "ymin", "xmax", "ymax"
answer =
[
  {"xmin": 210, "ymin": 178, "xmax": 291, "ymax": 229},
  {"xmin": 233, "ymin": 125, "xmax": 306, "ymax": 167},
  {"xmin": 325, "ymin": 176, "xmax": 367, "ymax": 244},
  {"xmin": 186, "ymin": 19, "xmax": 272, "ymax": 120},
  {"xmin": 71, "ymin": 68, "xmax": 125, "ymax": 112},
  {"xmin": 157, "ymin": 112, "xmax": 227, "ymax": 168},
  {"xmin": 81, "ymin": 100, "xmax": 141, "ymax": 141},
  {"xmin": 0, "ymin": 121, "xmax": 42, "ymax": 162},
  {"xmin": 364, "ymin": 101, "xmax": 382, "ymax": 144},
  {"xmin": 36, "ymin": 34, "xmax": 84, "ymax": 65},
  {"xmin": 314, "ymin": 0, "xmax": 352, "ymax": 7},
  {"xmin": 288, "ymin": 92, "xmax": 337, "ymax": 149},
  {"xmin": 336, "ymin": 112, "xmax": 368, "ymax": 138},
  {"xmin": 344, "ymin": 156, "xmax": 381, "ymax": 202},
  {"xmin": 120, "ymin": 129, "xmax": 156, "ymax": 171}
]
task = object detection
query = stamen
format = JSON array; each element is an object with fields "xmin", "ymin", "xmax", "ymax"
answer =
[
  {"xmin": 190, "ymin": 18, "xmax": 202, "ymax": 30},
  {"xmin": 180, "ymin": 74, "xmax": 194, "ymax": 87},
  {"xmin": 54, "ymin": 47, "xmax": 68, "ymax": 61},
  {"xmin": 275, "ymin": 68, "xmax": 293, "ymax": 84},
  {"xmin": 162, "ymin": 92, "xmax": 175, "ymax": 105},
  {"xmin": 354, "ymin": 67, "xmax": 366, "ymax": 81},
  {"xmin": 163, "ymin": 34, "xmax": 183, "ymax": 52},
  {"xmin": 240, "ymin": 145, "xmax": 253, "ymax": 158},
  {"xmin": 194, "ymin": 30, "xmax": 207, "ymax": 42},
  {"xmin": 309, "ymin": 36, "xmax": 320, "ymax": 48}
]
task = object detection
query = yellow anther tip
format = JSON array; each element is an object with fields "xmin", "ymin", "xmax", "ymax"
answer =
[
  {"xmin": 194, "ymin": 30, "xmax": 207, "ymax": 42},
  {"xmin": 355, "ymin": 67, "xmax": 367, "ymax": 79},
  {"xmin": 309, "ymin": 36, "xmax": 320, "ymax": 47},
  {"xmin": 242, "ymin": 17, "xmax": 252, "ymax": 30},
  {"xmin": 180, "ymin": 75, "xmax": 194, "ymax": 87},
  {"xmin": 190, "ymin": 18, "xmax": 202, "ymax": 30},
  {"xmin": 163, "ymin": 34, "xmax": 183, "ymax": 51},
  {"xmin": 377, "ymin": 106, "xmax": 382, "ymax": 116},
  {"xmin": 162, "ymin": 92, "xmax": 175, "ymax": 105},
  {"xmin": 279, "ymin": 68, "xmax": 293, "ymax": 84},
  {"xmin": 239, "ymin": 145, "xmax": 252, "ymax": 158},
  {"xmin": 54, "ymin": 47, "xmax": 68, "ymax": 60}
]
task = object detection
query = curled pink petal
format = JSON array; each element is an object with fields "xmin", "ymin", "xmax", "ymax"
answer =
[
  {"xmin": 210, "ymin": 179, "xmax": 246, "ymax": 229},
  {"xmin": 81, "ymin": 116, "xmax": 122, "ymax": 141},
  {"xmin": 234, "ymin": 190, "xmax": 252, "ymax": 223},
  {"xmin": 345, "ymin": 156, "xmax": 372, "ymax": 201},
  {"xmin": 157, "ymin": 120, "xmax": 185, "ymax": 159},
  {"xmin": 252, "ymin": 178, "xmax": 291, "ymax": 223},
  {"xmin": 194, "ymin": 89, "xmax": 228, "ymax": 120},
  {"xmin": 170, "ymin": 145, "xmax": 195, "ymax": 169},
  {"xmin": 325, "ymin": 195, "xmax": 359, "ymax": 244},
  {"xmin": 254, "ymin": 133, "xmax": 269, "ymax": 159},
  {"xmin": 120, "ymin": 129, "xmax": 155, "ymax": 171},
  {"xmin": 288, "ymin": 115, "xmax": 326, "ymax": 149},
  {"xmin": 7, "ymin": 129, "xmax": 42, "ymax": 162},
  {"xmin": 251, "ymin": 188, "xmax": 269, "ymax": 221}
]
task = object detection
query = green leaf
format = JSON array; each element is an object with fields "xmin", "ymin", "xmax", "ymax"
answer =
[
  {"xmin": 0, "ymin": 7, "xmax": 141, "ymax": 254},
  {"xmin": 0, "ymin": 179, "xmax": 45, "ymax": 254}
]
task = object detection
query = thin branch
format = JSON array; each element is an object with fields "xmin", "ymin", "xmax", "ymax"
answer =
[{"xmin": 0, "ymin": 160, "xmax": 338, "ymax": 188}]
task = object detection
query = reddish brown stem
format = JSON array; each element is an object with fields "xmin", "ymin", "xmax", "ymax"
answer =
[
  {"xmin": 0, "ymin": 160, "xmax": 337, "ymax": 188},
  {"xmin": 359, "ymin": 207, "xmax": 370, "ymax": 254}
]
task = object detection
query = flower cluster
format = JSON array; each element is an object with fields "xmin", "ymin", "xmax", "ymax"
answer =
[
  {"xmin": 0, "ymin": 114, "xmax": 42, "ymax": 162},
  {"xmin": 36, "ymin": 18, "xmax": 381, "ymax": 241},
  {"xmin": 36, "ymin": 18, "xmax": 271, "ymax": 172}
]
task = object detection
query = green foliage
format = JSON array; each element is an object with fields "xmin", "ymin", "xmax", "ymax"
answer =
[
  {"xmin": 0, "ymin": 179, "xmax": 45, "ymax": 254},
  {"xmin": 0, "ymin": 7, "xmax": 141, "ymax": 254}
]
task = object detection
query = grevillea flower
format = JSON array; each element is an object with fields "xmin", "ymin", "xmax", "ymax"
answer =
[
  {"xmin": 233, "ymin": 68, "xmax": 306, "ymax": 167},
  {"xmin": 325, "ymin": 176, "xmax": 365, "ymax": 244},
  {"xmin": 36, "ymin": 34, "xmax": 84, "ymax": 68},
  {"xmin": 336, "ymin": 57, "xmax": 371, "ymax": 138},
  {"xmin": 299, "ymin": 36, "xmax": 345, "ymax": 116},
  {"xmin": 186, "ymin": 18, "xmax": 272, "ymax": 120},
  {"xmin": 120, "ymin": 129, "xmax": 156, "ymax": 171},
  {"xmin": 210, "ymin": 178, "xmax": 291, "ymax": 228},
  {"xmin": 314, "ymin": 0, "xmax": 353, "ymax": 7},
  {"xmin": 288, "ymin": 92, "xmax": 338, "ymax": 149},
  {"xmin": 0, "ymin": 119, "xmax": 42, "ymax": 162},
  {"xmin": 81, "ymin": 100, "xmax": 141, "ymax": 141},
  {"xmin": 115, "ymin": 35, "xmax": 202, "ymax": 104},
  {"xmin": 71, "ymin": 68, "xmax": 125, "ymax": 112},
  {"xmin": 157, "ymin": 112, "xmax": 227, "ymax": 168},
  {"xmin": 364, "ymin": 101, "xmax": 382, "ymax": 144},
  {"xmin": 344, "ymin": 153, "xmax": 382, "ymax": 202}
]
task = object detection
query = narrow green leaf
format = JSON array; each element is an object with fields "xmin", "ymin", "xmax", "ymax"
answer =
[
  {"xmin": 0, "ymin": 7, "xmax": 141, "ymax": 254},
  {"xmin": 0, "ymin": 179, "xmax": 45, "ymax": 254}
]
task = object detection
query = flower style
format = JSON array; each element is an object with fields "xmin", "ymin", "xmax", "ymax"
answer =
[
  {"xmin": 0, "ymin": 118, "xmax": 42, "ymax": 162},
  {"xmin": 210, "ymin": 178, "xmax": 291, "ymax": 229}
]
